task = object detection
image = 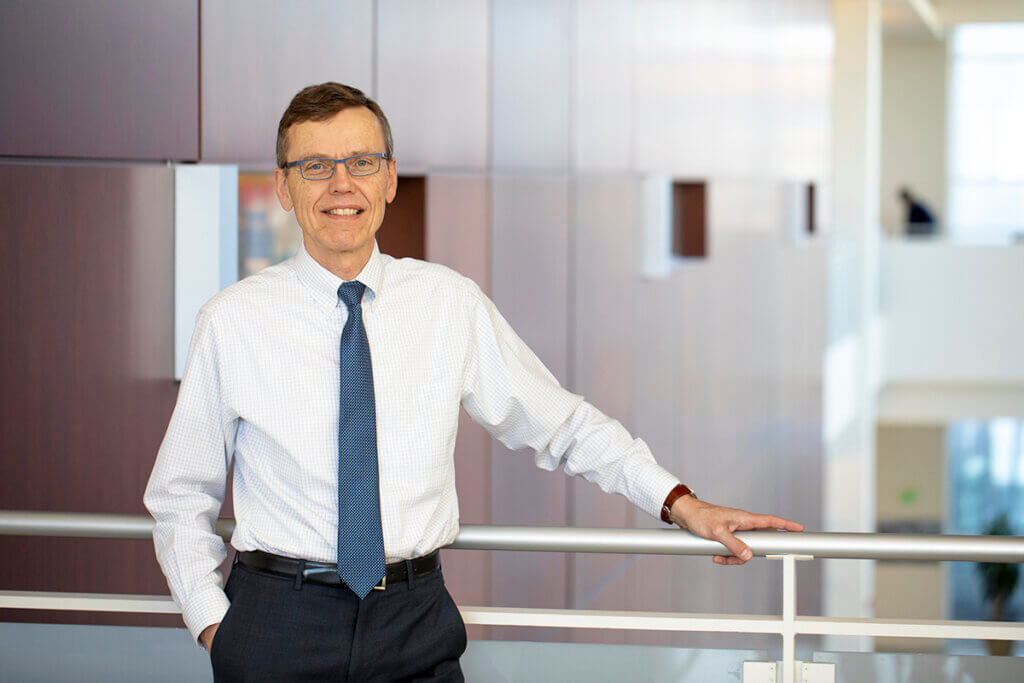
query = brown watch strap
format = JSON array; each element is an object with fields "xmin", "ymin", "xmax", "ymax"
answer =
[{"xmin": 661, "ymin": 483, "xmax": 696, "ymax": 524}]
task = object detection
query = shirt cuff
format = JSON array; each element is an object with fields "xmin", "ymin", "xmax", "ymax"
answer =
[
  {"xmin": 630, "ymin": 461, "xmax": 684, "ymax": 521},
  {"xmin": 181, "ymin": 582, "xmax": 231, "ymax": 647}
]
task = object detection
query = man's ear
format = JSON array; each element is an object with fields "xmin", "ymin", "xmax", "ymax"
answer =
[
  {"xmin": 274, "ymin": 167, "xmax": 294, "ymax": 212},
  {"xmin": 385, "ymin": 158, "xmax": 398, "ymax": 204}
]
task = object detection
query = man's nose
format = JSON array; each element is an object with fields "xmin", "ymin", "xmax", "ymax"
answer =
[{"xmin": 328, "ymin": 165, "xmax": 354, "ymax": 192}]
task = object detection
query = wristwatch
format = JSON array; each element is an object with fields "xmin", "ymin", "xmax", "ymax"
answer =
[{"xmin": 661, "ymin": 483, "xmax": 697, "ymax": 524}]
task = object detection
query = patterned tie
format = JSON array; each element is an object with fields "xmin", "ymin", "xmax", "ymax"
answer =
[{"xmin": 336, "ymin": 281, "xmax": 386, "ymax": 598}]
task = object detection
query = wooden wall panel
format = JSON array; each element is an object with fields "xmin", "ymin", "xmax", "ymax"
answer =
[
  {"xmin": 572, "ymin": 0, "xmax": 634, "ymax": 172},
  {"xmin": 491, "ymin": 0, "xmax": 571, "ymax": 170},
  {"xmin": 200, "ymin": 0, "xmax": 374, "ymax": 165},
  {"xmin": 0, "ymin": 164, "xmax": 180, "ymax": 626},
  {"xmin": 489, "ymin": 175, "xmax": 571, "ymax": 641},
  {"xmin": 0, "ymin": 0, "xmax": 199, "ymax": 161},
  {"xmin": 567, "ymin": 178, "xmax": 641, "ymax": 644},
  {"xmin": 425, "ymin": 175, "xmax": 490, "ymax": 292},
  {"xmin": 632, "ymin": 0, "xmax": 830, "ymax": 179},
  {"xmin": 425, "ymin": 174, "xmax": 493, "ymax": 640},
  {"xmin": 376, "ymin": 0, "xmax": 490, "ymax": 170}
]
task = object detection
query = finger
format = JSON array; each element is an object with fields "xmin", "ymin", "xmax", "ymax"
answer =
[
  {"xmin": 716, "ymin": 531, "xmax": 753, "ymax": 563},
  {"xmin": 713, "ymin": 554, "xmax": 745, "ymax": 566},
  {"xmin": 739, "ymin": 514, "xmax": 804, "ymax": 532},
  {"xmin": 762, "ymin": 515, "xmax": 803, "ymax": 531}
]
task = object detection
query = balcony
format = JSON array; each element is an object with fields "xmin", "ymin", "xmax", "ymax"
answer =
[{"xmin": 2, "ymin": 511, "xmax": 1022, "ymax": 682}]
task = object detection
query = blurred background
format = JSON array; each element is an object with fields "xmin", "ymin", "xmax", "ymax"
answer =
[{"xmin": 1, "ymin": 0, "xmax": 1022, "ymax": 669}]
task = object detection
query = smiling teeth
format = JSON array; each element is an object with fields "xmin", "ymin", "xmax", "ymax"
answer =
[{"xmin": 327, "ymin": 208, "xmax": 360, "ymax": 216}]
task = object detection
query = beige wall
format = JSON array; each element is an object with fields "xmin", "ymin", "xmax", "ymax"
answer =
[
  {"xmin": 876, "ymin": 424, "xmax": 945, "ymax": 522},
  {"xmin": 875, "ymin": 423, "xmax": 947, "ymax": 653},
  {"xmin": 879, "ymin": 36, "xmax": 948, "ymax": 235}
]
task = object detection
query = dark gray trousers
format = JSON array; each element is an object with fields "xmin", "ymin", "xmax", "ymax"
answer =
[{"xmin": 210, "ymin": 556, "xmax": 467, "ymax": 682}]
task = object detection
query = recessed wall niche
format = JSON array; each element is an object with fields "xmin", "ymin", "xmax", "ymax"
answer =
[
  {"xmin": 806, "ymin": 182, "xmax": 817, "ymax": 236},
  {"xmin": 672, "ymin": 181, "xmax": 708, "ymax": 259},
  {"xmin": 782, "ymin": 180, "xmax": 819, "ymax": 243},
  {"xmin": 378, "ymin": 175, "xmax": 426, "ymax": 261}
]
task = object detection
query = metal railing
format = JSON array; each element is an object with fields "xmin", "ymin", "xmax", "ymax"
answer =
[{"xmin": 2, "ymin": 510, "xmax": 1023, "ymax": 683}]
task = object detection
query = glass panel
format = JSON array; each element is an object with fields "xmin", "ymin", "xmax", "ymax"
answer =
[
  {"xmin": 0, "ymin": 622, "xmax": 771, "ymax": 682},
  {"xmin": 462, "ymin": 641, "xmax": 769, "ymax": 682},
  {"xmin": 0, "ymin": 623, "xmax": 213, "ymax": 682},
  {"xmin": 947, "ymin": 418, "xmax": 1024, "ymax": 653},
  {"xmin": 815, "ymin": 650, "xmax": 1024, "ymax": 681},
  {"xmin": 949, "ymin": 24, "xmax": 1024, "ymax": 244}
]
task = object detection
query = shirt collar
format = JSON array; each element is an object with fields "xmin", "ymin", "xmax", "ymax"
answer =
[{"xmin": 293, "ymin": 241, "xmax": 384, "ymax": 311}]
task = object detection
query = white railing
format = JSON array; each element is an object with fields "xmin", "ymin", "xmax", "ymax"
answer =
[{"xmin": 2, "ymin": 511, "xmax": 1023, "ymax": 683}]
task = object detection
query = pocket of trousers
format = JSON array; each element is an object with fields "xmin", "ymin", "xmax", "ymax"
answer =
[
  {"xmin": 210, "ymin": 567, "xmax": 241, "ymax": 668},
  {"xmin": 209, "ymin": 611, "xmax": 229, "ymax": 656},
  {"xmin": 440, "ymin": 577, "xmax": 468, "ymax": 657}
]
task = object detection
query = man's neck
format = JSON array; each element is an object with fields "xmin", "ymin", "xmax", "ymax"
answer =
[{"xmin": 307, "ymin": 241, "xmax": 374, "ymax": 282}]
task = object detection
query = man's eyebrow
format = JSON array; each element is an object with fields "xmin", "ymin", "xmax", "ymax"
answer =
[{"xmin": 297, "ymin": 151, "xmax": 376, "ymax": 160}]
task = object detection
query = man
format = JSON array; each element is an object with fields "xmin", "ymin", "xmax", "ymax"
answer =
[
  {"xmin": 144, "ymin": 82, "xmax": 803, "ymax": 682},
  {"xmin": 898, "ymin": 187, "xmax": 937, "ymax": 236}
]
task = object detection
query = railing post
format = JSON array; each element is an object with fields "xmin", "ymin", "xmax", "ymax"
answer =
[{"xmin": 768, "ymin": 553, "xmax": 813, "ymax": 683}]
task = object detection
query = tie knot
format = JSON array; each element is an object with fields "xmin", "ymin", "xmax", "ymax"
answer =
[{"xmin": 338, "ymin": 281, "xmax": 366, "ymax": 312}]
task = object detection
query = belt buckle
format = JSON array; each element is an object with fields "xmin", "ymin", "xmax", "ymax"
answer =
[{"xmin": 373, "ymin": 575, "xmax": 386, "ymax": 591}]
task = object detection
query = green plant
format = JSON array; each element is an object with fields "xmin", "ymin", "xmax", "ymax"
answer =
[{"xmin": 976, "ymin": 513, "xmax": 1019, "ymax": 618}]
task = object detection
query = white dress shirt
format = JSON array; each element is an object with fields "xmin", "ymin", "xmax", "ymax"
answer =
[{"xmin": 144, "ymin": 242, "xmax": 680, "ymax": 641}]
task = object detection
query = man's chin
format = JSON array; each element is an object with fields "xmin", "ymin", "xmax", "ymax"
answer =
[{"xmin": 309, "ymin": 236, "xmax": 373, "ymax": 260}]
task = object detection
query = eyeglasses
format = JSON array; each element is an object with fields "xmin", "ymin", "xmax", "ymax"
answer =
[{"xmin": 284, "ymin": 153, "xmax": 390, "ymax": 180}]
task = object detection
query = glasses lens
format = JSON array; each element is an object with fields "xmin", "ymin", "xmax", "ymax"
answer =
[
  {"xmin": 300, "ymin": 159, "xmax": 335, "ymax": 180},
  {"xmin": 345, "ymin": 154, "xmax": 381, "ymax": 176}
]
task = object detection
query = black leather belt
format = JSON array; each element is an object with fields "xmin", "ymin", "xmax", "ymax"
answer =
[{"xmin": 236, "ymin": 549, "xmax": 440, "ymax": 590}]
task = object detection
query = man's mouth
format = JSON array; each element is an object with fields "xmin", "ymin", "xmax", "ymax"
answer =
[{"xmin": 324, "ymin": 208, "xmax": 363, "ymax": 216}]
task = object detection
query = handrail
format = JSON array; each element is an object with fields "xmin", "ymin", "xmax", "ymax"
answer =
[
  {"xmin": 2, "ymin": 510, "xmax": 1023, "ymax": 563},
  {"xmin": 4, "ymin": 510, "xmax": 1023, "ymax": 683}
]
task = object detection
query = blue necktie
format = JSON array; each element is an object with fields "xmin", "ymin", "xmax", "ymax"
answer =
[{"xmin": 337, "ymin": 281, "xmax": 386, "ymax": 598}]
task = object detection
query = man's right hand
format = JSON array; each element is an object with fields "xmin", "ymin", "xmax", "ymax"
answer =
[{"xmin": 200, "ymin": 623, "xmax": 220, "ymax": 653}]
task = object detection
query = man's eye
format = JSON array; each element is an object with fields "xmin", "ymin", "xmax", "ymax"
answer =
[
  {"xmin": 308, "ymin": 162, "xmax": 325, "ymax": 171},
  {"xmin": 354, "ymin": 158, "xmax": 371, "ymax": 167}
]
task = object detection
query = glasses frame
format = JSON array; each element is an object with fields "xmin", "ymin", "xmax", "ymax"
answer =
[{"xmin": 284, "ymin": 153, "xmax": 391, "ymax": 180}]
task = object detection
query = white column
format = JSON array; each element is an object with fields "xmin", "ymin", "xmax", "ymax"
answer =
[
  {"xmin": 173, "ymin": 165, "xmax": 238, "ymax": 380},
  {"xmin": 823, "ymin": 0, "xmax": 882, "ymax": 653}
]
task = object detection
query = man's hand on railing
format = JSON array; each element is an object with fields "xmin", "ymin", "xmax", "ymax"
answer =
[
  {"xmin": 200, "ymin": 623, "xmax": 220, "ymax": 653},
  {"xmin": 669, "ymin": 496, "xmax": 804, "ymax": 565}
]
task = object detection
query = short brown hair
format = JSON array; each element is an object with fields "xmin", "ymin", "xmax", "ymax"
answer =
[{"xmin": 275, "ymin": 82, "xmax": 394, "ymax": 168}]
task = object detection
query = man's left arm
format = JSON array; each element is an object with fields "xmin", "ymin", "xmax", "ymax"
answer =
[
  {"xmin": 538, "ymin": 399, "xmax": 805, "ymax": 565},
  {"xmin": 459, "ymin": 286, "xmax": 803, "ymax": 563}
]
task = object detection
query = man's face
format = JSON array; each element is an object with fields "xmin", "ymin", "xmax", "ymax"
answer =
[{"xmin": 274, "ymin": 107, "xmax": 397, "ymax": 268}]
